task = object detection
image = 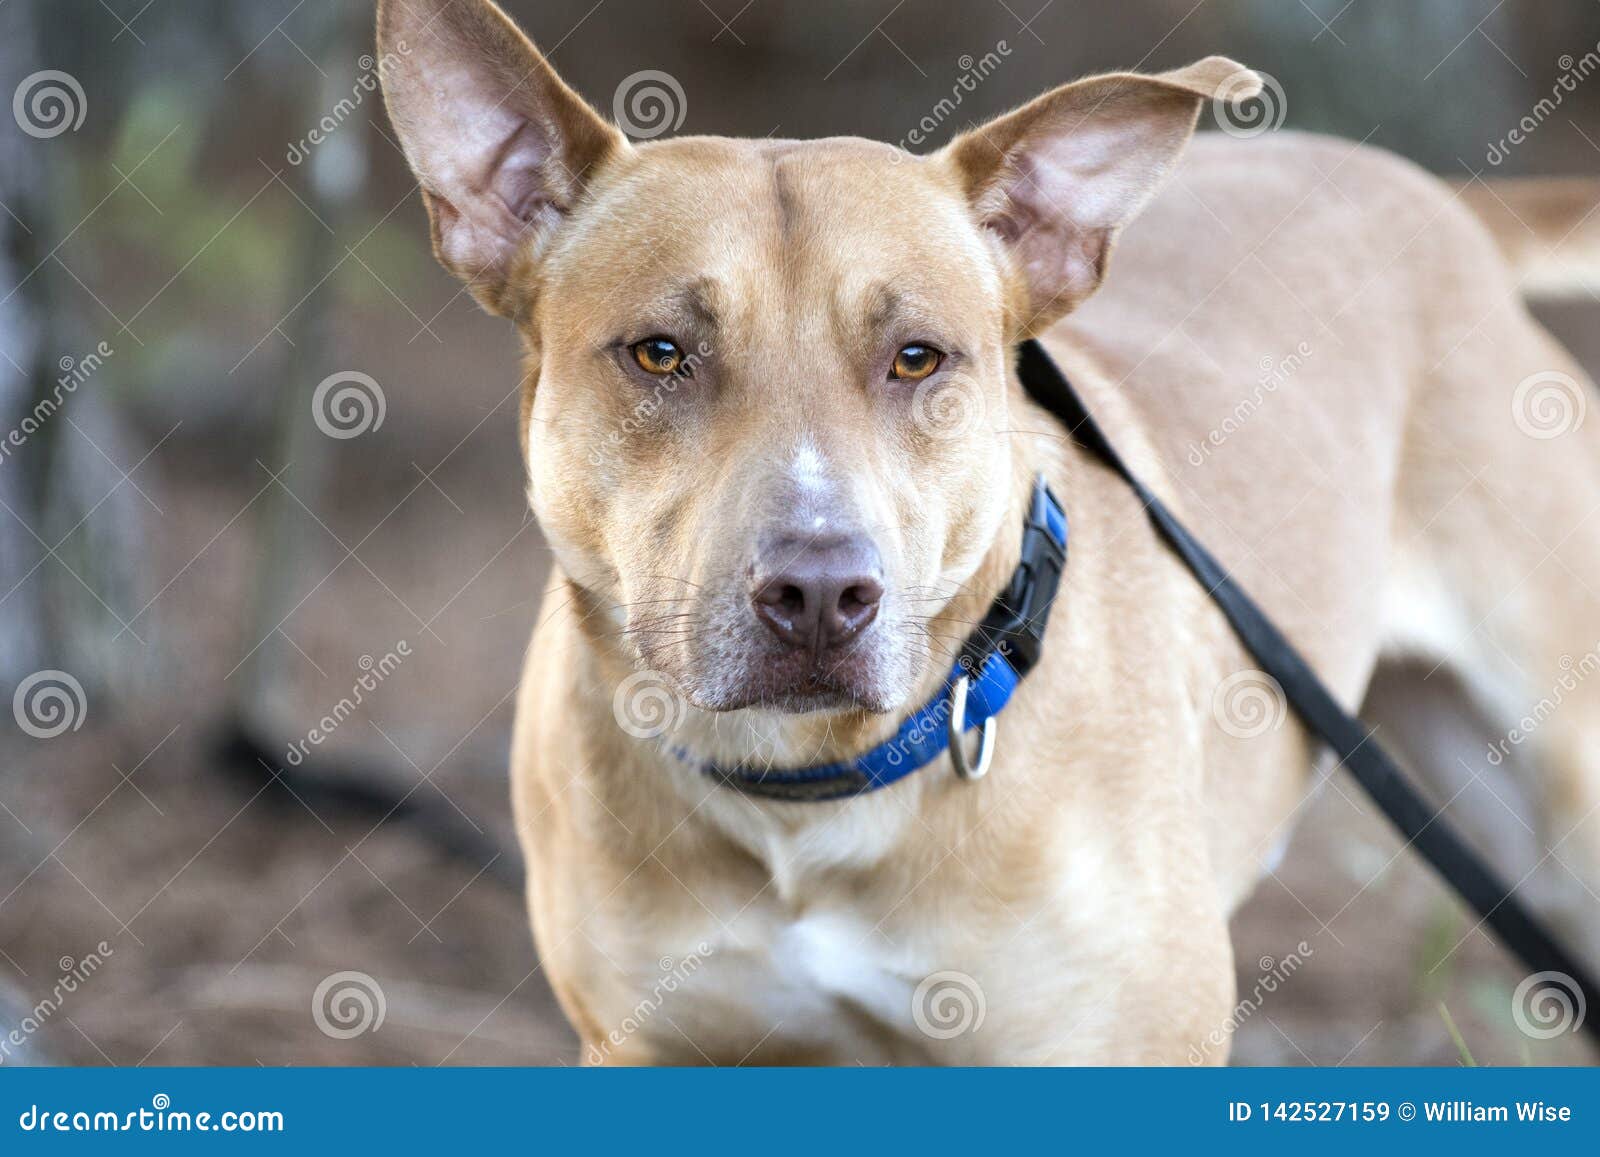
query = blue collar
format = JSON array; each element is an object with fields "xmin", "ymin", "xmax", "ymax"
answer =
[{"xmin": 677, "ymin": 475, "xmax": 1067, "ymax": 802}]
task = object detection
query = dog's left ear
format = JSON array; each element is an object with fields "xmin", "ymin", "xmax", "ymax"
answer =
[{"xmin": 943, "ymin": 57, "xmax": 1260, "ymax": 333}]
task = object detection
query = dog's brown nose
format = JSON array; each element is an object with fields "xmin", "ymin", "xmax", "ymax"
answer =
[{"xmin": 751, "ymin": 535, "xmax": 884, "ymax": 652}]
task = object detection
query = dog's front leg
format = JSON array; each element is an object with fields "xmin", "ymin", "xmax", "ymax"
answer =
[{"xmin": 1013, "ymin": 910, "xmax": 1238, "ymax": 1066}]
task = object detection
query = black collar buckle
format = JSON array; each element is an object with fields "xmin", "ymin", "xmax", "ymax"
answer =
[{"xmin": 958, "ymin": 474, "xmax": 1067, "ymax": 680}]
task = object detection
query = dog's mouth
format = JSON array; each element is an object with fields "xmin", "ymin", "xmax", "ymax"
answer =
[
  {"xmin": 646, "ymin": 629, "xmax": 907, "ymax": 717},
  {"xmin": 700, "ymin": 652, "xmax": 902, "ymax": 713}
]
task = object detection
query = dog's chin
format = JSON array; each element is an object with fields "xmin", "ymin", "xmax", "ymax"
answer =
[{"xmin": 678, "ymin": 649, "xmax": 909, "ymax": 717}]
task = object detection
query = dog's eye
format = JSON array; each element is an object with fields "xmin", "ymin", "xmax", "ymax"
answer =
[
  {"xmin": 890, "ymin": 344, "xmax": 943, "ymax": 381},
  {"xmin": 631, "ymin": 338, "xmax": 689, "ymax": 377}
]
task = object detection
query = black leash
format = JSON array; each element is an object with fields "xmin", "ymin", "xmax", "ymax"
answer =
[{"xmin": 1016, "ymin": 339, "xmax": 1600, "ymax": 1047}]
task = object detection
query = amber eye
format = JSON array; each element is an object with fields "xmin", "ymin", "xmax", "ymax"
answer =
[
  {"xmin": 631, "ymin": 338, "xmax": 689, "ymax": 376},
  {"xmin": 890, "ymin": 344, "xmax": 943, "ymax": 381}
]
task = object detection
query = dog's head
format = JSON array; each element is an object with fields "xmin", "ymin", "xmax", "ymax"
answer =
[{"xmin": 380, "ymin": 0, "xmax": 1256, "ymax": 715}]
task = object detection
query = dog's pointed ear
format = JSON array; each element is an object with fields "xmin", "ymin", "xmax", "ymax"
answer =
[
  {"xmin": 942, "ymin": 57, "xmax": 1260, "ymax": 334},
  {"xmin": 377, "ymin": 0, "xmax": 625, "ymax": 316}
]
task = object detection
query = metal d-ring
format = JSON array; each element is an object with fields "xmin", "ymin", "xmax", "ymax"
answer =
[{"xmin": 946, "ymin": 674, "xmax": 996, "ymax": 781}]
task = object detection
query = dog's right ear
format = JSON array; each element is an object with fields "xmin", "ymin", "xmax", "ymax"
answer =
[{"xmin": 376, "ymin": 0, "xmax": 625, "ymax": 317}]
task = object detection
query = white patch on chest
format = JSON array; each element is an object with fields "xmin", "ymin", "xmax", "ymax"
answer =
[
  {"xmin": 780, "ymin": 913, "xmax": 911, "ymax": 1020},
  {"xmin": 700, "ymin": 910, "xmax": 913, "ymax": 1040},
  {"xmin": 653, "ymin": 774, "xmax": 925, "ymax": 1049}
]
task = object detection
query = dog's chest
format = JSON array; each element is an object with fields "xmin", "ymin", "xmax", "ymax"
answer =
[
  {"xmin": 611, "ymin": 783, "xmax": 938, "ymax": 1061},
  {"xmin": 689, "ymin": 908, "xmax": 927, "ymax": 1063},
  {"xmin": 765, "ymin": 910, "xmax": 909, "ymax": 1014}
]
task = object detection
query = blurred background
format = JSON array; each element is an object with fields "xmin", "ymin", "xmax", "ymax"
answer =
[{"xmin": 1, "ymin": 0, "xmax": 1598, "ymax": 1066}]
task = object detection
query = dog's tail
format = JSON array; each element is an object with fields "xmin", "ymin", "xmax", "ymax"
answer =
[{"xmin": 1460, "ymin": 177, "xmax": 1600, "ymax": 299}]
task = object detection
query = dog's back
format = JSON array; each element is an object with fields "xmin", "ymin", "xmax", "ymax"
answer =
[{"xmin": 1059, "ymin": 130, "xmax": 1600, "ymax": 951}]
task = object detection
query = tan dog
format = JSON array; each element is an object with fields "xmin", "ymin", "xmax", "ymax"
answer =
[{"xmin": 378, "ymin": 0, "xmax": 1600, "ymax": 1064}]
